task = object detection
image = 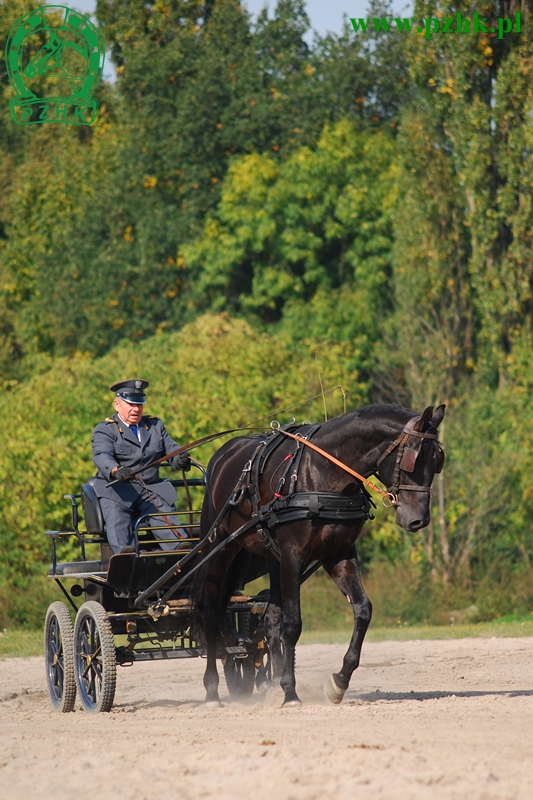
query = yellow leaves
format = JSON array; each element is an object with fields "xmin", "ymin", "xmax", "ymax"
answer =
[
  {"xmin": 109, "ymin": 299, "xmax": 119, "ymax": 307},
  {"xmin": 304, "ymin": 64, "xmax": 314, "ymax": 77},
  {"xmin": 123, "ymin": 225, "xmax": 134, "ymax": 242},
  {"xmin": 143, "ymin": 175, "xmax": 157, "ymax": 189}
]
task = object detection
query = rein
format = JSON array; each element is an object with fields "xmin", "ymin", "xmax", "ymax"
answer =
[
  {"xmin": 105, "ymin": 426, "xmax": 264, "ymax": 487},
  {"xmin": 276, "ymin": 417, "xmax": 442, "ymax": 506},
  {"xmin": 274, "ymin": 427, "xmax": 395, "ymax": 503}
]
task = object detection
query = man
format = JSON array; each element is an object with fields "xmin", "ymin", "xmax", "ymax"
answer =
[{"xmin": 92, "ymin": 379, "xmax": 191, "ymax": 554}]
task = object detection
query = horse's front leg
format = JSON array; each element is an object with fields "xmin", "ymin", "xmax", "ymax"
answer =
[
  {"xmin": 279, "ymin": 551, "xmax": 303, "ymax": 706},
  {"xmin": 322, "ymin": 548, "xmax": 372, "ymax": 705}
]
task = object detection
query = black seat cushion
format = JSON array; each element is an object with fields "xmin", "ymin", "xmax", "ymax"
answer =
[{"xmin": 81, "ymin": 479, "xmax": 105, "ymax": 535}]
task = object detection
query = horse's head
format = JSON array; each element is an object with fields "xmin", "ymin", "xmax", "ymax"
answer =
[{"xmin": 376, "ymin": 405, "xmax": 446, "ymax": 532}]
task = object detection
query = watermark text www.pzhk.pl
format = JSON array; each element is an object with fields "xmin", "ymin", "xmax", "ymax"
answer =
[{"xmin": 350, "ymin": 13, "xmax": 521, "ymax": 40}]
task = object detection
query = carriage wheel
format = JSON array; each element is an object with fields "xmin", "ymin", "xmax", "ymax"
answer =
[
  {"xmin": 255, "ymin": 640, "xmax": 272, "ymax": 693},
  {"xmin": 224, "ymin": 609, "xmax": 256, "ymax": 698},
  {"xmin": 44, "ymin": 602, "xmax": 76, "ymax": 712},
  {"xmin": 74, "ymin": 601, "xmax": 116, "ymax": 713},
  {"xmin": 224, "ymin": 653, "xmax": 256, "ymax": 697},
  {"xmin": 253, "ymin": 589, "xmax": 273, "ymax": 693}
]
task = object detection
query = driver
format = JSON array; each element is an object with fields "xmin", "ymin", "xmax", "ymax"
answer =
[{"xmin": 91, "ymin": 379, "xmax": 191, "ymax": 554}]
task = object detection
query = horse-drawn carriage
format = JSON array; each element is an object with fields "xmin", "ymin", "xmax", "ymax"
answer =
[
  {"xmin": 44, "ymin": 404, "xmax": 446, "ymax": 712},
  {"xmin": 44, "ymin": 463, "xmax": 270, "ymax": 712}
]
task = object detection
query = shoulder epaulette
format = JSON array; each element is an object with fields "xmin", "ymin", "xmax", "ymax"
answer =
[
  {"xmin": 143, "ymin": 415, "xmax": 158, "ymax": 421},
  {"xmin": 104, "ymin": 417, "xmax": 116, "ymax": 423}
]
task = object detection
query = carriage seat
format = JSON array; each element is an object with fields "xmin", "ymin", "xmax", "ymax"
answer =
[{"xmin": 81, "ymin": 477, "xmax": 105, "ymax": 536}]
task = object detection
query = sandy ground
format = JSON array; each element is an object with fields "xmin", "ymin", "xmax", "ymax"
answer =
[{"xmin": 1, "ymin": 636, "xmax": 533, "ymax": 800}]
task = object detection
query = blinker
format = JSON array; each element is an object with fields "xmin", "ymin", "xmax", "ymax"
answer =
[
  {"xmin": 399, "ymin": 444, "xmax": 422, "ymax": 473},
  {"xmin": 436, "ymin": 448, "xmax": 445, "ymax": 474}
]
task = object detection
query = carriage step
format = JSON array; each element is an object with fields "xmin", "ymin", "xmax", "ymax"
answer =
[
  {"xmin": 116, "ymin": 647, "xmax": 201, "ymax": 663},
  {"xmin": 48, "ymin": 561, "xmax": 106, "ymax": 578}
]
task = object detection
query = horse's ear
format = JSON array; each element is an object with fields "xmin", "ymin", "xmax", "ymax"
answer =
[
  {"xmin": 429, "ymin": 404, "xmax": 446, "ymax": 429},
  {"xmin": 413, "ymin": 406, "xmax": 434, "ymax": 431}
]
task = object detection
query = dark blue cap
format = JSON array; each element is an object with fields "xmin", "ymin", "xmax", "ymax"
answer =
[{"xmin": 109, "ymin": 379, "xmax": 148, "ymax": 405}]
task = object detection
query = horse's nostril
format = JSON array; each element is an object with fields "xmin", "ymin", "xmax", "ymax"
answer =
[{"xmin": 409, "ymin": 519, "xmax": 423, "ymax": 531}]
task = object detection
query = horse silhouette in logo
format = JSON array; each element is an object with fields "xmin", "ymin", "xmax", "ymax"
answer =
[{"xmin": 6, "ymin": 5, "xmax": 105, "ymax": 125}]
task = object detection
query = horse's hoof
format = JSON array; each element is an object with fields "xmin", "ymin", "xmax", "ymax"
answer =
[
  {"xmin": 204, "ymin": 699, "xmax": 223, "ymax": 709},
  {"xmin": 282, "ymin": 698, "xmax": 302, "ymax": 708},
  {"xmin": 324, "ymin": 674, "xmax": 345, "ymax": 705}
]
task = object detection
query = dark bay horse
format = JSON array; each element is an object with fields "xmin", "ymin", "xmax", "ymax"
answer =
[{"xmin": 198, "ymin": 403, "xmax": 445, "ymax": 707}]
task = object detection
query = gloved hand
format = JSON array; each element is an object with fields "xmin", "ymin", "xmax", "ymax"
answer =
[
  {"xmin": 174, "ymin": 451, "xmax": 191, "ymax": 472},
  {"xmin": 113, "ymin": 466, "xmax": 135, "ymax": 482}
]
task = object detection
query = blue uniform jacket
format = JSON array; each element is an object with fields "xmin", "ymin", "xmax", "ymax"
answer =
[{"xmin": 91, "ymin": 414, "xmax": 181, "ymax": 507}]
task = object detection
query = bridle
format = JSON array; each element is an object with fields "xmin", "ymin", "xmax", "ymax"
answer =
[{"xmin": 376, "ymin": 416, "xmax": 444, "ymax": 507}]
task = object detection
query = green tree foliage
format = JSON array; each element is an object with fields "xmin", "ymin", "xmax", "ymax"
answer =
[
  {"xmin": 384, "ymin": 0, "xmax": 533, "ymax": 600},
  {"xmin": 0, "ymin": 0, "xmax": 406, "ymax": 368},
  {"xmin": 182, "ymin": 120, "xmax": 398, "ymax": 380},
  {"xmin": 391, "ymin": 0, "xmax": 532, "ymax": 404}
]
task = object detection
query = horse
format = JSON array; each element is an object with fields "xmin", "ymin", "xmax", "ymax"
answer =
[{"xmin": 197, "ymin": 403, "xmax": 445, "ymax": 707}]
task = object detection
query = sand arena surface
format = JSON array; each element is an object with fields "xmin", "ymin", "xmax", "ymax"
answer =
[{"xmin": 1, "ymin": 636, "xmax": 533, "ymax": 800}]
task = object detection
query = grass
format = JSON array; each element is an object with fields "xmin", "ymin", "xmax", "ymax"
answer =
[
  {"xmin": 2, "ymin": 619, "xmax": 533, "ymax": 659},
  {"xmin": 299, "ymin": 619, "xmax": 533, "ymax": 644},
  {"xmin": 0, "ymin": 629, "xmax": 43, "ymax": 659}
]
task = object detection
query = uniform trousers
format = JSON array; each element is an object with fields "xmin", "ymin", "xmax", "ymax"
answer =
[{"xmin": 100, "ymin": 487, "xmax": 187, "ymax": 554}]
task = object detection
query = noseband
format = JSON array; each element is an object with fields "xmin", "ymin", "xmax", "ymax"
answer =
[{"xmin": 376, "ymin": 417, "xmax": 443, "ymax": 507}]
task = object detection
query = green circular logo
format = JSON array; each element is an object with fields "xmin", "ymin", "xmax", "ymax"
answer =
[{"xmin": 6, "ymin": 5, "xmax": 105, "ymax": 125}]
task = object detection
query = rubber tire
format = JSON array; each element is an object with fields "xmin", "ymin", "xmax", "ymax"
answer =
[
  {"xmin": 224, "ymin": 610, "xmax": 256, "ymax": 698},
  {"xmin": 44, "ymin": 602, "xmax": 76, "ymax": 712},
  {"xmin": 74, "ymin": 601, "xmax": 116, "ymax": 713}
]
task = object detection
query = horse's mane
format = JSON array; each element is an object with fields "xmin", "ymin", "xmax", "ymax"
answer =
[{"xmin": 321, "ymin": 403, "xmax": 418, "ymax": 436}]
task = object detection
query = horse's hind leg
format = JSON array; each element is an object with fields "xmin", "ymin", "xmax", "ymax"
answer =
[
  {"xmin": 202, "ymin": 546, "xmax": 238, "ymax": 706},
  {"xmin": 264, "ymin": 559, "xmax": 283, "ymax": 683},
  {"xmin": 279, "ymin": 553, "xmax": 303, "ymax": 706},
  {"xmin": 322, "ymin": 550, "xmax": 372, "ymax": 705}
]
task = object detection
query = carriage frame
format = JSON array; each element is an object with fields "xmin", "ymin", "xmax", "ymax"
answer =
[{"xmin": 44, "ymin": 463, "xmax": 270, "ymax": 713}]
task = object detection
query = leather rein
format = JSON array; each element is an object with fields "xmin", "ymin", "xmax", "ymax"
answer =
[{"xmin": 277, "ymin": 416, "xmax": 443, "ymax": 507}]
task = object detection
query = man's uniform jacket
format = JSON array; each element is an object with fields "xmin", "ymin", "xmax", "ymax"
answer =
[{"xmin": 91, "ymin": 414, "xmax": 181, "ymax": 507}]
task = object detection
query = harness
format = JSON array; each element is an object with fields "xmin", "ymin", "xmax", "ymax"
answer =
[
  {"xmin": 227, "ymin": 424, "xmax": 373, "ymax": 560},
  {"xmin": 133, "ymin": 415, "xmax": 444, "ymax": 609}
]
